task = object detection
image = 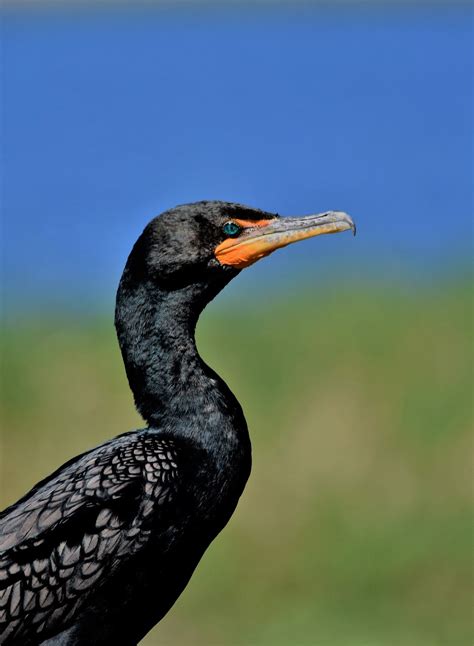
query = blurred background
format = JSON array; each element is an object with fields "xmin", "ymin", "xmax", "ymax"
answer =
[{"xmin": 1, "ymin": 1, "xmax": 472, "ymax": 644}]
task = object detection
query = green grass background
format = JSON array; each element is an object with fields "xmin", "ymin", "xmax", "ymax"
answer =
[{"xmin": 1, "ymin": 283, "xmax": 472, "ymax": 645}]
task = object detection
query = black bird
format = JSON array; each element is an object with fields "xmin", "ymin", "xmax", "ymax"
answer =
[{"xmin": 0, "ymin": 201, "xmax": 354, "ymax": 645}]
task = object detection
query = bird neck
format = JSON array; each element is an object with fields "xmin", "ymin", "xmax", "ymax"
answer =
[{"xmin": 115, "ymin": 270, "xmax": 246, "ymax": 446}]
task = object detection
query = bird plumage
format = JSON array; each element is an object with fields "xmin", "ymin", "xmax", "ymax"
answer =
[
  {"xmin": 1, "ymin": 433, "xmax": 181, "ymax": 643},
  {"xmin": 0, "ymin": 201, "xmax": 354, "ymax": 644},
  {"xmin": 0, "ymin": 424, "xmax": 250, "ymax": 645}
]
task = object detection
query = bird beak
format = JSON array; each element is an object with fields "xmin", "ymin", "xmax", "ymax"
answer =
[{"xmin": 215, "ymin": 211, "xmax": 356, "ymax": 269}]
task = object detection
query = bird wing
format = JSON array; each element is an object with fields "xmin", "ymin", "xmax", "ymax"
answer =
[{"xmin": 0, "ymin": 431, "xmax": 180, "ymax": 644}]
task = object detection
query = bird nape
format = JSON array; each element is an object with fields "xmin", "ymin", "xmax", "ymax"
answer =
[{"xmin": 0, "ymin": 201, "xmax": 355, "ymax": 645}]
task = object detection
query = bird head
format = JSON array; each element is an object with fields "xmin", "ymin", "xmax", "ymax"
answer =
[
  {"xmin": 116, "ymin": 200, "xmax": 355, "ymax": 423},
  {"xmin": 124, "ymin": 200, "xmax": 355, "ymax": 291}
]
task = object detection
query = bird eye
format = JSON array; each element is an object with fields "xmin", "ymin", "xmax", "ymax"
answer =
[{"xmin": 223, "ymin": 221, "xmax": 241, "ymax": 237}]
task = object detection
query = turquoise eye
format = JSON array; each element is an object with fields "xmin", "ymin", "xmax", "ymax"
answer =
[{"xmin": 223, "ymin": 221, "xmax": 241, "ymax": 237}]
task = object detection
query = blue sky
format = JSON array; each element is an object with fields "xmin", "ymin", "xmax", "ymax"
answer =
[{"xmin": 2, "ymin": 3, "xmax": 472, "ymax": 314}]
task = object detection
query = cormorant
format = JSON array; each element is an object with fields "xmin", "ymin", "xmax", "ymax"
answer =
[{"xmin": 0, "ymin": 201, "xmax": 354, "ymax": 645}]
